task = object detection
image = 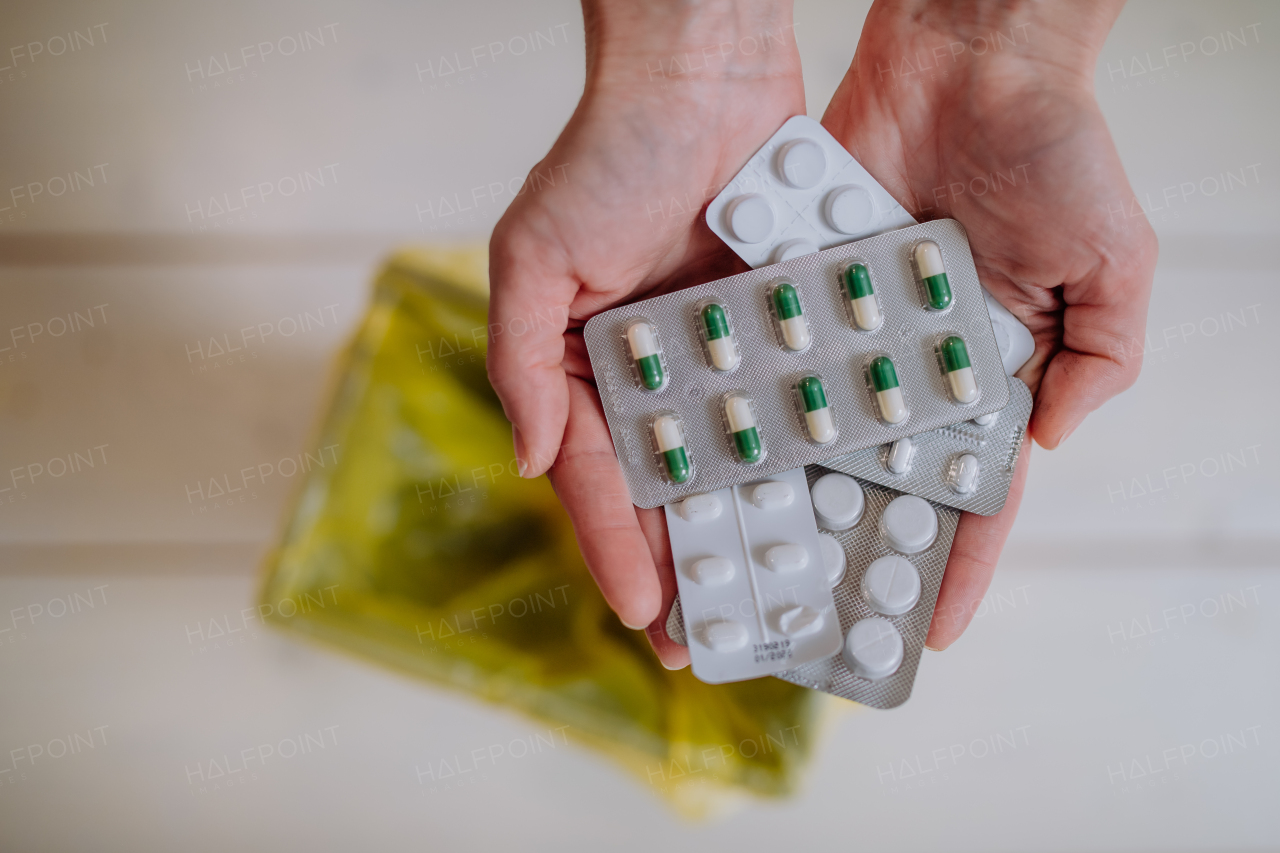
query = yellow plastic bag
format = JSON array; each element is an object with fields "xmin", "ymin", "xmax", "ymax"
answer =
[{"xmin": 258, "ymin": 247, "xmax": 826, "ymax": 815}]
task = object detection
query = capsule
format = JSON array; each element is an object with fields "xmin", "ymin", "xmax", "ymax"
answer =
[
  {"xmin": 914, "ymin": 240, "xmax": 952, "ymax": 310},
  {"xmin": 842, "ymin": 263, "xmax": 882, "ymax": 331},
  {"xmin": 869, "ymin": 356, "xmax": 907, "ymax": 424},
  {"xmin": 886, "ymin": 436, "xmax": 914, "ymax": 474},
  {"xmin": 771, "ymin": 281, "xmax": 811, "ymax": 351},
  {"xmin": 699, "ymin": 302, "xmax": 740, "ymax": 371},
  {"xmin": 652, "ymin": 414, "xmax": 690, "ymax": 483},
  {"xmin": 940, "ymin": 335, "xmax": 978, "ymax": 403},
  {"xmin": 948, "ymin": 453, "xmax": 980, "ymax": 494},
  {"xmin": 724, "ymin": 394, "xmax": 762, "ymax": 463},
  {"xmin": 626, "ymin": 321, "xmax": 665, "ymax": 390},
  {"xmin": 797, "ymin": 376, "xmax": 836, "ymax": 443}
]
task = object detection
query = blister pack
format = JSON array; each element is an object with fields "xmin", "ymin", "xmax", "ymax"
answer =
[
  {"xmin": 704, "ymin": 115, "xmax": 917, "ymax": 267},
  {"xmin": 667, "ymin": 466, "xmax": 960, "ymax": 708},
  {"xmin": 821, "ymin": 377, "xmax": 1032, "ymax": 516},
  {"xmin": 664, "ymin": 466, "xmax": 841, "ymax": 684},
  {"xmin": 584, "ymin": 220, "xmax": 1012, "ymax": 509}
]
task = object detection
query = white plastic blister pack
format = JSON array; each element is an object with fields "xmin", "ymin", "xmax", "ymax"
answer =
[
  {"xmin": 705, "ymin": 115, "xmax": 917, "ymax": 267},
  {"xmin": 584, "ymin": 220, "xmax": 1011, "ymax": 508},
  {"xmin": 667, "ymin": 466, "xmax": 959, "ymax": 708},
  {"xmin": 822, "ymin": 378, "xmax": 1033, "ymax": 516},
  {"xmin": 663, "ymin": 466, "xmax": 842, "ymax": 684}
]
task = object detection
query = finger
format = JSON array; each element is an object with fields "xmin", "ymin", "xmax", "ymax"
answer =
[
  {"xmin": 926, "ymin": 442, "xmax": 1033, "ymax": 650},
  {"xmin": 636, "ymin": 505, "xmax": 691, "ymax": 670},
  {"xmin": 1030, "ymin": 224, "xmax": 1158, "ymax": 449},
  {"xmin": 487, "ymin": 221, "xmax": 580, "ymax": 477},
  {"xmin": 546, "ymin": 375, "xmax": 662, "ymax": 630}
]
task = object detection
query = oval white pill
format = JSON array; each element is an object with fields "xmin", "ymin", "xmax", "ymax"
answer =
[
  {"xmin": 842, "ymin": 618, "xmax": 904, "ymax": 679},
  {"xmin": 727, "ymin": 194, "xmax": 775, "ymax": 244},
  {"xmin": 948, "ymin": 454, "xmax": 980, "ymax": 494},
  {"xmin": 810, "ymin": 472, "xmax": 864, "ymax": 531},
  {"xmin": 973, "ymin": 411, "xmax": 998, "ymax": 427},
  {"xmin": 690, "ymin": 556, "xmax": 735, "ymax": 586},
  {"xmin": 825, "ymin": 184, "xmax": 876, "ymax": 235},
  {"xmin": 700, "ymin": 620, "xmax": 749, "ymax": 652},
  {"xmin": 750, "ymin": 480, "xmax": 794, "ymax": 510},
  {"xmin": 879, "ymin": 495, "xmax": 939, "ymax": 554},
  {"xmin": 676, "ymin": 493, "xmax": 722, "ymax": 523},
  {"xmin": 764, "ymin": 543, "xmax": 808, "ymax": 573},
  {"xmin": 776, "ymin": 605, "xmax": 824, "ymax": 638},
  {"xmin": 818, "ymin": 533, "xmax": 846, "ymax": 587},
  {"xmin": 861, "ymin": 555, "xmax": 922, "ymax": 616},
  {"xmin": 772, "ymin": 238, "xmax": 821, "ymax": 264},
  {"xmin": 777, "ymin": 138, "xmax": 827, "ymax": 188},
  {"xmin": 886, "ymin": 437, "xmax": 914, "ymax": 474}
]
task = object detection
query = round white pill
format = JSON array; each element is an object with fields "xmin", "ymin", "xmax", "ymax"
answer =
[
  {"xmin": 776, "ymin": 138, "xmax": 827, "ymax": 189},
  {"xmin": 772, "ymin": 238, "xmax": 821, "ymax": 264},
  {"xmin": 676, "ymin": 493, "xmax": 722, "ymax": 523},
  {"xmin": 973, "ymin": 411, "xmax": 998, "ymax": 427},
  {"xmin": 775, "ymin": 604, "xmax": 825, "ymax": 638},
  {"xmin": 750, "ymin": 480, "xmax": 795, "ymax": 511},
  {"xmin": 824, "ymin": 184, "xmax": 877, "ymax": 235},
  {"xmin": 700, "ymin": 620, "xmax": 748, "ymax": 653},
  {"xmin": 764, "ymin": 543, "xmax": 808, "ymax": 573},
  {"xmin": 810, "ymin": 472, "xmax": 865, "ymax": 531},
  {"xmin": 861, "ymin": 555, "xmax": 922, "ymax": 616},
  {"xmin": 690, "ymin": 556, "xmax": 735, "ymax": 586},
  {"xmin": 843, "ymin": 618, "xmax": 904, "ymax": 679},
  {"xmin": 879, "ymin": 495, "xmax": 939, "ymax": 554},
  {"xmin": 726, "ymin": 194, "xmax": 775, "ymax": 244},
  {"xmin": 818, "ymin": 533, "xmax": 846, "ymax": 587},
  {"xmin": 948, "ymin": 454, "xmax": 981, "ymax": 494}
]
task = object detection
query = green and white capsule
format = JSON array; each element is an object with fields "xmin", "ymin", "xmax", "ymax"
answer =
[
  {"xmin": 914, "ymin": 240, "xmax": 952, "ymax": 311},
  {"xmin": 626, "ymin": 321, "xmax": 665, "ymax": 390},
  {"xmin": 842, "ymin": 263, "xmax": 883, "ymax": 331},
  {"xmin": 797, "ymin": 375, "xmax": 836, "ymax": 443},
  {"xmin": 771, "ymin": 281, "xmax": 811, "ymax": 351},
  {"xmin": 869, "ymin": 356, "xmax": 907, "ymax": 424},
  {"xmin": 940, "ymin": 335, "xmax": 978, "ymax": 403},
  {"xmin": 699, "ymin": 302, "xmax": 740, "ymax": 371},
  {"xmin": 652, "ymin": 414, "xmax": 691, "ymax": 484},
  {"xmin": 724, "ymin": 394, "xmax": 762, "ymax": 463}
]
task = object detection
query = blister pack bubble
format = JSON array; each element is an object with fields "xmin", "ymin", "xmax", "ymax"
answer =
[
  {"xmin": 821, "ymin": 378, "xmax": 1032, "ymax": 516},
  {"xmin": 666, "ymin": 467, "xmax": 959, "ymax": 708},
  {"xmin": 583, "ymin": 220, "xmax": 1012, "ymax": 509}
]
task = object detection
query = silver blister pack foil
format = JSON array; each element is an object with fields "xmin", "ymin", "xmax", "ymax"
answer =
[
  {"xmin": 584, "ymin": 220, "xmax": 1011, "ymax": 508},
  {"xmin": 667, "ymin": 467, "xmax": 960, "ymax": 709},
  {"xmin": 821, "ymin": 378, "xmax": 1032, "ymax": 516}
]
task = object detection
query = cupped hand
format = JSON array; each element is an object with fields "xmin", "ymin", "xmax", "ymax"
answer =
[
  {"xmin": 487, "ymin": 2, "xmax": 804, "ymax": 665},
  {"xmin": 822, "ymin": 0, "xmax": 1156, "ymax": 648}
]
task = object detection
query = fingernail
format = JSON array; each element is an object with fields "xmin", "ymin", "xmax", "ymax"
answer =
[
  {"xmin": 620, "ymin": 615, "xmax": 646, "ymax": 630},
  {"xmin": 924, "ymin": 644, "xmax": 943, "ymax": 652},
  {"xmin": 1058, "ymin": 420, "xmax": 1081, "ymax": 446},
  {"xmin": 512, "ymin": 424, "xmax": 531, "ymax": 478}
]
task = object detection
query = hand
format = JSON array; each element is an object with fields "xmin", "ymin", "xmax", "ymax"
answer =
[
  {"xmin": 823, "ymin": 0, "xmax": 1157, "ymax": 648},
  {"xmin": 487, "ymin": 0, "xmax": 803, "ymax": 666}
]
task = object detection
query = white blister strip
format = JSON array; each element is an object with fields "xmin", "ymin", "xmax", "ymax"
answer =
[
  {"xmin": 665, "ymin": 466, "xmax": 841, "ymax": 684},
  {"xmin": 666, "ymin": 467, "xmax": 959, "ymax": 708},
  {"xmin": 585, "ymin": 220, "xmax": 1011, "ymax": 508},
  {"xmin": 706, "ymin": 116, "xmax": 917, "ymax": 268},
  {"xmin": 821, "ymin": 377, "xmax": 1033, "ymax": 515}
]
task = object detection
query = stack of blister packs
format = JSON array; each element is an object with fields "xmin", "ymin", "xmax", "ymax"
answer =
[{"xmin": 583, "ymin": 117, "xmax": 1034, "ymax": 708}]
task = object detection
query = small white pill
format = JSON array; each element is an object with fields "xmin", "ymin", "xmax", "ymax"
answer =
[
  {"xmin": 777, "ymin": 138, "xmax": 827, "ymax": 189},
  {"xmin": 824, "ymin": 184, "xmax": 877, "ymax": 235},
  {"xmin": 861, "ymin": 555, "xmax": 922, "ymax": 616},
  {"xmin": 842, "ymin": 618, "xmax": 904, "ymax": 679},
  {"xmin": 750, "ymin": 480, "xmax": 794, "ymax": 510},
  {"xmin": 973, "ymin": 412, "xmax": 998, "ymax": 427},
  {"xmin": 676, "ymin": 493, "xmax": 722, "ymax": 523},
  {"xmin": 772, "ymin": 238, "xmax": 821, "ymax": 264},
  {"xmin": 948, "ymin": 454, "xmax": 981, "ymax": 494},
  {"xmin": 701, "ymin": 620, "xmax": 749, "ymax": 652},
  {"xmin": 764, "ymin": 543, "xmax": 809, "ymax": 573},
  {"xmin": 818, "ymin": 533, "xmax": 846, "ymax": 587},
  {"xmin": 810, "ymin": 472, "xmax": 864, "ymax": 531},
  {"xmin": 690, "ymin": 556, "xmax": 735, "ymax": 586},
  {"xmin": 776, "ymin": 605, "xmax": 824, "ymax": 638},
  {"xmin": 879, "ymin": 495, "xmax": 939, "ymax": 555},
  {"xmin": 727, "ymin": 194, "xmax": 775, "ymax": 244},
  {"xmin": 886, "ymin": 437, "xmax": 914, "ymax": 474}
]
